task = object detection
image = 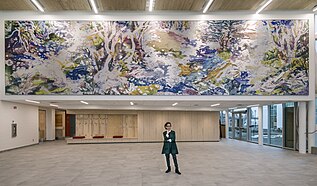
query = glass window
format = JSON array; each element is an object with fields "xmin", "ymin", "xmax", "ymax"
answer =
[
  {"xmin": 228, "ymin": 111, "xmax": 233, "ymax": 138},
  {"xmin": 249, "ymin": 107, "xmax": 258, "ymax": 142},
  {"xmin": 219, "ymin": 111, "xmax": 226, "ymax": 125},
  {"xmin": 241, "ymin": 112, "xmax": 248, "ymax": 141},
  {"xmin": 263, "ymin": 106, "xmax": 269, "ymax": 144},
  {"xmin": 315, "ymin": 98, "xmax": 317, "ymax": 124},
  {"xmin": 285, "ymin": 102, "xmax": 294, "ymax": 107},
  {"xmin": 234, "ymin": 113, "xmax": 240, "ymax": 139},
  {"xmin": 269, "ymin": 104, "xmax": 283, "ymax": 147},
  {"xmin": 228, "ymin": 103, "xmax": 296, "ymax": 148}
]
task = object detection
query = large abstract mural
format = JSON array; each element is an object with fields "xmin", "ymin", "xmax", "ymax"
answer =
[{"xmin": 4, "ymin": 20, "xmax": 309, "ymax": 95}]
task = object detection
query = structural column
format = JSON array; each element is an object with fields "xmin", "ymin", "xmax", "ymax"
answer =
[
  {"xmin": 298, "ymin": 102, "xmax": 307, "ymax": 154},
  {"xmin": 258, "ymin": 106, "xmax": 263, "ymax": 146},
  {"xmin": 307, "ymin": 100, "xmax": 316, "ymax": 153},
  {"xmin": 46, "ymin": 108, "xmax": 55, "ymax": 141},
  {"xmin": 225, "ymin": 110, "xmax": 229, "ymax": 139}
]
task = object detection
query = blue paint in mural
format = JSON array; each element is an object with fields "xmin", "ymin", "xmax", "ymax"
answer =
[{"xmin": 66, "ymin": 66, "xmax": 89, "ymax": 80}]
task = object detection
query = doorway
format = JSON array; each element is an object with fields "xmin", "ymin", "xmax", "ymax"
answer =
[
  {"xmin": 66, "ymin": 114, "xmax": 76, "ymax": 137},
  {"xmin": 227, "ymin": 103, "xmax": 298, "ymax": 150},
  {"xmin": 284, "ymin": 103, "xmax": 297, "ymax": 150},
  {"xmin": 38, "ymin": 110, "xmax": 46, "ymax": 142},
  {"xmin": 55, "ymin": 110, "xmax": 65, "ymax": 140},
  {"xmin": 232, "ymin": 110, "xmax": 248, "ymax": 141}
]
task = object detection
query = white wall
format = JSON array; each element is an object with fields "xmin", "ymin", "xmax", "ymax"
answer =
[{"xmin": 0, "ymin": 101, "xmax": 39, "ymax": 151}]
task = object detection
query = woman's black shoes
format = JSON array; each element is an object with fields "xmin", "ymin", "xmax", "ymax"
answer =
[
  {"xmin": 165, "ymin": 166, "xmax": 171, "ymax": 173},
  {"xmin": 165, "ymin": 167, "xmax": 181, "ymax": 175}
]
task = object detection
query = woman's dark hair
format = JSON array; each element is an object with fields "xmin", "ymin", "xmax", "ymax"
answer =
[{"xmin": 164, "ymin": 122, "xmax": 172, "ymax": 129}]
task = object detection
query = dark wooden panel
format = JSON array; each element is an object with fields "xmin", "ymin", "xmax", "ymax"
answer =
[
  {"xmin": 0, "ymin": 0, "xmax": 35, "ymax": 10},
  {"xmin": 209, "ymin": 0, "xmax": 263, "ymax": 11},
  {"xmin": 98, "ymin": 0, "xmax": 146, "ymax": 11},
  {"xmin": 155, "ymin": 0, "xmax": 206, "ymax": 11},
  {"xmin": 266, "ymin": 0, "xmax": 316, "ymax": 10},
  {"xmin": 39, "ymin": 0, "xmax": 91, "ymax": 11}
]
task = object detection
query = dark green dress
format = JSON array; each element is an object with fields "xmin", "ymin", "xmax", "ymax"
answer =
[{"xmin": 161, "ymin": 130, "xmax": 179, "ymax": 154}]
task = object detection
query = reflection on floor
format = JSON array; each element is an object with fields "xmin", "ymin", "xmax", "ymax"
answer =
[{"xmin": 0, "ymin": 139, "xmax": 316, "ymax": 186}]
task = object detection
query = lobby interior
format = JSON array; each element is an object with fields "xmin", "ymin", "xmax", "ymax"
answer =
[{"xmin": 1, "ymin": 0, "xmax": 317, "ymax": 185}]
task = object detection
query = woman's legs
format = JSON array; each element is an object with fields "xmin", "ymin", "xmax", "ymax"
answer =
[
  {"xmin": 165, "ymin": 154, "xmax": 171, "ymax": 173},
  {"xmin": 165, "ymin": 154, "xmax": 181, "ymax": 175},
  {"xmin": 171, "ymin": 154, "xmax": 178, "ymax": 168},
  {"xmin": 172, "ymin": 154, "xmax": 181, "ymax": 175}
]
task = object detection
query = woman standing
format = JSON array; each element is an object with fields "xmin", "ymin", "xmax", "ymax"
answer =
[{"xmin": 162, "ymin": 122, "xmax": 181, "ymax": 175}]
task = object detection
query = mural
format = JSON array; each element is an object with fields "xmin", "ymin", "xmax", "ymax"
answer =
[{"xmin": 4, "ymin": 20, "xmax": 309, "ymax": 95}]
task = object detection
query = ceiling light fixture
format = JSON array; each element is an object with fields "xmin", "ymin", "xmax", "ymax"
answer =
[
  {"xmin": 172, "ymin": 102, "xmax": 178, "ymax": 106},
  {"xmin": 50, "ymin": 104, "xmax": 59, "ymax": 107},
  {"xmin": 149, "ymin": 0, "xmax": 154, "ymax": 12},
  {"xmin": 130, "ymin": 102, "xmax": 134, "ymax": 106},
  {"xmin": 30, "ymin": 0, "xmax": 44, "ymax": 12},
  {"xmin": 89, "ymin": 0, "xmax": 98, "ymax": 14},
  {"xmin": 80, "ymin": 101, "xmax": 89, "ymax": 105},
  {"xmin": 25, "ymin": 99, "xmax": 40, "ymax": 104},
  {"xmin": 233, "ymin": 108, "xmax": 247, "ymax": 112},
  {"xmin": 255, "ymin": 0, "xmax": 273, "ymax": 14},
  {"xmin": 313, "ymin": 6, "xmax": 317, "ymax": 12},
  {"xmin": 203, "ymin": 0, "xmax": 214, "ymax": 13},
  {"xmin": 210, "ymin": 103, "xmax": 220, "ymax": 107},
  {"xmin": 247, "ymin": 104, "xmax": 260, "ymax": 108}
]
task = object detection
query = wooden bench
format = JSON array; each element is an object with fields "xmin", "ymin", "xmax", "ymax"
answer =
[
  {"xmin": 73, "ymin": 136, "xmax": 85, "ymax": 139},
  {"xmin": 113, "ymin": 135, "xmax": 123, "ymax": 138},
  {"xmin": 93, "ymin": 136, "xmax": 104, "ymax": 139}
]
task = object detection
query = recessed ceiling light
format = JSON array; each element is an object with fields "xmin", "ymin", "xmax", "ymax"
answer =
[
  {"xmin": 89, "ymin": 0, "xmax": 98, "ymax": 14},
  {"xmin": 256, "ymin": 0, "xmax": 273, "ymax": 14},
  {"xmin": 313, "ymin": 6, "xmax": 317, "ymax": 12},
  {"xmin": 25, "ymin": 99, "xmax": 40, "ymax": 104},
  {"xmin": 203, "ymin": 0, "xmax": 214, "ymax": 13},
  {"xmin": 30, "ymin": 0, "xmax": 44, "ymax": 12},
  {"xmin": 130, "ymin": 102, "xmax": 134, "ymax": 106},
  {"xmin": 172, "ymin": 102, "xmax": 178, "ymax": 106},
  {"xmin": 80, "ymin": 101, "xmax": 89, "ymax": 105},
  {"xmin": 210, "ymin": 103, "xmax": 220, "ymax": 107}
]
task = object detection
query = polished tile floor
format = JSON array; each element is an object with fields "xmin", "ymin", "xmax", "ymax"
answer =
[{"xmin": 0, "ymin": 139, "xmax": 317, "ymax": 186}]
